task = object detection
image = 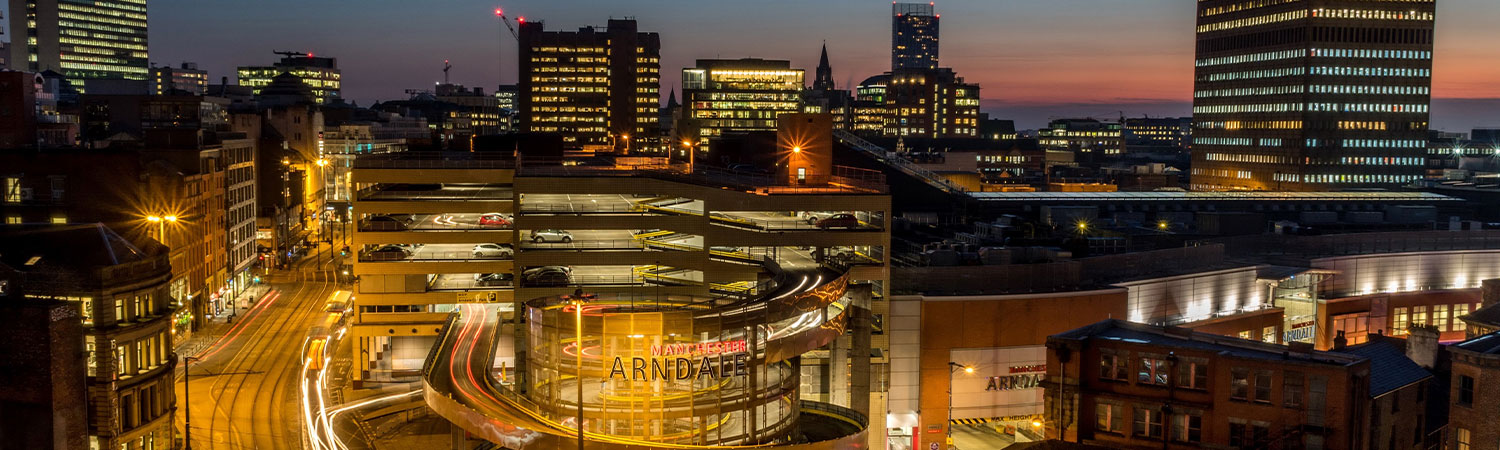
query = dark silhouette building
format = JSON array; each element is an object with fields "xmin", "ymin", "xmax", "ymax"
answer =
[
  {"xmin": 517, "ymin": 18, "xmax": 660, "ymax": 152},
  {"xmin": 892, "ymin": 3, "xmax": 940, "ymax": 70}
]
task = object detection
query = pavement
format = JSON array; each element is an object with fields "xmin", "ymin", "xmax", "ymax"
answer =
[{"xmin": 949, "ymin": 423, "xmax": 1019, "ymax": 449}]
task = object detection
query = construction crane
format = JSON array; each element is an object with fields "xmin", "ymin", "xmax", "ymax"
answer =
[
  {"xmin": 273, "ymin": 50, "xmax": 309, "ymax": 58},
  {"xmin": 493, "ymin": 8, "xmax": 521, "ymax": 39},
  {"xmin": 443, "ymin": 59, "xmax": 452, "ymax": 84}
]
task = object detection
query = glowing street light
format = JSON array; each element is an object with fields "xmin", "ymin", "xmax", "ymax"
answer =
[
  {"xmin": 146, "ymin": 214, "xmax": 179, "ymax": 246},
  {"xmin": 792, "ymin": 146, "xmax": 802, "ymax": 154}
]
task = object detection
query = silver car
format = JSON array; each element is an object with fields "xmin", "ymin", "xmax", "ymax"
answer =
[
  {"xmin": 472, "ymin": 243, "xmax": 514, "ymax": 258},
  {"xmin": 529, "ymin": 229, "xmax": 574, "ymax": 243}
]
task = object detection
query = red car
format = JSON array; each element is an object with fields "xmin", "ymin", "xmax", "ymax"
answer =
[
  {"xmin": 478, "ymin": 213, "xmax": 512, "ymax": 227},
  {"xmin": 815, "ymin": 213, "xmax": 861, "ymax": 229}
]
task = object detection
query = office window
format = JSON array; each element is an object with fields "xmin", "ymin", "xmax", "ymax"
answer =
[
  {"xmin": 5, "ymin": 215, "xmax": 19, "ymax": 224},
  {"xmin": 1285, "ymin": 371, "xmax": 1304, "ymax": 408},
  {"xmin": 1138, "ymin": 357, "xmax": 1170, "ymax": 386},
  {"xmin": 1455, "ymin": 427, "xmax": 1470, "ymax": 450},
  {"xmin": 1231, "ymin": 367, "xmax": 1249, "ymax": 400},
  {"xmin": 3, "ymin": 177, "xmax": 18, "ymax": 203},
  {"xmin": 115, "ymin": 298, "xmax": 125, "ymax": 322},
  {"xmin": 1434, "ymin": 305, "xmax": 1450, "ymax": 332},
  {"xmin": 1254, "ymin": 370, "xmax": 1273, "ymax": 403},
  {"xmin": 1172, "ymin": 412, "xmax": 1202, "ymax": 443},
  {"xmin": 1239, "ymin": 330, "xmax": 1253, "ymax": 340},
  {"xmin": 1454, "ymin": 304, "xmax": 1469, "ymax": 331},
  {"xmin": 1459, "ymin": 375, "xmax": 1474, "ymax": 406},
  {"xmin": 1133, "ymin": 407, "xmax": 1163, "ymax": 439},
  {"xmin": 1393, "ymin": 307, "xmax": 1408, "ymax": 335},
  {"xmin": 1100, "ymin": 353, "xmax": 1128, "ymax": 381},
  {"xmin": 1179, "ymin": 359, "xmax": 1209, "ymax": 390},
  {"xmin": 1095, "ymin": 403, "xmax": 1123, "ymax": 433},
  {"xmin": 1412, "ymin": 306, "xmax": 1428, "ymax": 326},
  {"xmin": 1263, "ymin": 326, "xmax": 1277, "ymax": 343}
]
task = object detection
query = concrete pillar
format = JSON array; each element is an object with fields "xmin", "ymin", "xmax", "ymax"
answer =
[
  {"xmin": 830, "ymin": 333, "xmax": 850, "ymax": 407},
  {"xmin": 849, "ymin": 285, "xmax": 873, "ymax": 416},
  {"xmin": 450, "ymin": 422, "xmax": 467, "ymax": 450}
]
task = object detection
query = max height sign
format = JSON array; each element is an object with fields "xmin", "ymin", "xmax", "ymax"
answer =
[{"xmin": 608, "ymin": 339, "xmax": 750, "ymax": 381}]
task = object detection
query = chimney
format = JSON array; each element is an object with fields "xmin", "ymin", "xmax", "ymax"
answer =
[
  {"xmin": 1406, "ymin": 324, "xmax": 1439, "ymax": 369},
  {"xmin": 1482, "ymin": 279, "xmax": 1500, "ymax": 307},
  {"xmin": 1332, "ymin": 330, "xmax": 1348, "ymax": 350}
]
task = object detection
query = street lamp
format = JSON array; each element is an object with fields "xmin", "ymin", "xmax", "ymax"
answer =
[
  {"xmin": 146, "ymin": 215, "xmax": 178, "ymax": 247},
  {"xmin": 947, "ymin": 362, "xmax": 975, "ymax": 447},
  {"xmin": 570, "ymin": 291, "xmax": 589, "ymax": 450},
  {"xmin": 182, "ymin": 355, "xmax": 201, "ymax": 450}
]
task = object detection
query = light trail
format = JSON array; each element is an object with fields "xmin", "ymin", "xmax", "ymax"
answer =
[{"xmin": 195, "ymin": 289, "xmax": 281, "ymax": 361}]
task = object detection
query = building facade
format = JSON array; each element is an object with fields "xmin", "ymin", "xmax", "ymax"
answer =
[
  {"xmin": 681, "ymin": 58, "xmax": 804, "ymax": 151},
  {"xmin": 1046, "ymin": 319, "xmax": 1379, "ymax": 449},
  {"xmin": 517, "ymin": 18, "xmax": 661, "ymax": 152},
  {"xmin": 7, "ymin": 0, "xmax": 150, "ymax": 90},
  {"xmin": 0, "ymin": 224, "xmax": 178, "ymax": 450},
  {"xmin": 881, "ymin": 68, "xmax": 978, "ymax": 139},
  {"xmin": 237, "ymin": 52, "xmax": 342, "ymax": 104},
  {"xmin": 1190, "ymin": 0, "xmax": 1435, "ymax": 191},
  {"xmin": 1040, "ymin": 119, "xmax": 1125, "ymax": 164},
  {"xmin": 151, "ymin": 62, "xmax": 207, "ymax": 95},
  {"xmin": 1450, "ymin": 330, "xmax": 1500, "ymax": 450},
  {"xmin": 891, "ymin": 2, "xmax": 939, "ymax": 70}
]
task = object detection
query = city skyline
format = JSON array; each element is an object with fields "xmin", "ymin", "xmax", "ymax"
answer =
[{"xmin": 105, "ymin": 0, "xmax": 1500, "ymax": 131}]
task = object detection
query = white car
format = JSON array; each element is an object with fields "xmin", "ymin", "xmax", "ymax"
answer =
[
  {"xmin": 472, "ymin": 243, "xmax": 514, "ymax": 258},
  {"xmin": 530, "ymin": 229, "xmax": 574, "ymax": 243}
]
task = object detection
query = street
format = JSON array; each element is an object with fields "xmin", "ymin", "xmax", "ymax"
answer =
[
  {"xmin": 177, "ymin": 245, "xmax": 341, "ymax": 449},
  {"xmin": 950, "ymin": 423, "xmax": 1017, "ymax": 450}
]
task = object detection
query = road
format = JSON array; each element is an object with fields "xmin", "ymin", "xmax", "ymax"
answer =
[
  {"xmin": 949, "ymin": 424, "xmax": 1017, "ymax": 450},
  {"xmin": 177, "ymin": 245, "xmax": 341, "ymax": 449}
]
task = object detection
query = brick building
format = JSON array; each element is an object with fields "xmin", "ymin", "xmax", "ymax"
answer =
[
  {"xmin": 1449, "ymin": 329, "xmax": 1500, "ymax": 450},
  {"xmin": 1042, "ymin": 319, "xmax": 1429, "ymax": 449}
]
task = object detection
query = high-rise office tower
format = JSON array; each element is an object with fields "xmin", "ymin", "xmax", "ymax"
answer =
[
  {"xmin": 1190, "ymin": 0, "xmax": 1435, "ymax": 191},
  {"xmin": 518, "ymin": 18, "xmax": 661, "ymax": 152},
  {"xmin": 8, "ymin": 0, "xmax": 150, "ymax": 89},
  {"xmin": 238, "ymin": 52, "xmax": 341, "ymax": 104},
  {"xmin": 152, "ymin": 62, "xmax": 207, "ymax": 95},
  {"xmin": 681, "ymin": 58, "xmax": 803, "ymax": 150},
  {"xmin": 891, "ymin": 2, "xmax": 939, "ymax": 70}
]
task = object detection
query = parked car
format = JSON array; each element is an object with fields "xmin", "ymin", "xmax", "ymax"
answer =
[
  {"xmin": 530, "ymin": 229, "xmax": 574, "ymax": 243},
  {"xmin": 815, "ymin": 213, "xmax": 861, "ymax": 229},
  {"xmin": 364, "ymin": 215, "xmax": 409, "ymax": 231},
  {"xmin": 472, "ymin": 243, "xmax": 514, "ymax": 258},
  {"xmin": 474, "ymin": 272, "xmax": 514, "ymax": 286},
  {"xmin": 799, "ymin": 211, "xmax": 837, "ymax": 225},
  {"xmin": 365, "ymin": 244, "xmax": 412, "ymax": 261},
  {"xmin": 710, "ymin": 246, "xmax": 747, "ymax": 254},
  {"xmin": 523, "ymin": 266, "xmax": 572, "ymax": 287},
  {"xmin": 478, "ymin": 213, "xmax": 512, "ymax": 227}
]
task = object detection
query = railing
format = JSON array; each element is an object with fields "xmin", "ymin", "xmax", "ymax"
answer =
[
  {"xmin": 833, "ymin": 129, "xmax": 967, "ymax": 194},
  {"xmin": 518, "ymin": 158, "xmax": 888, "ymax": 194},
  {"xmin": 353, "ymin": 152, "xmax": 517, "ymax": 169}
]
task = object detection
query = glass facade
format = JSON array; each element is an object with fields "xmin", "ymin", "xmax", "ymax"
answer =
[{"xmin": 891, "ymin": 3, "xmax": 939, "ymax": 70}]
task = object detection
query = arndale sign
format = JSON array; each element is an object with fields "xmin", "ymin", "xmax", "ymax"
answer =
[{"xmin": 607, "ymin": 339, "xmax": 750, "ymax": 381}]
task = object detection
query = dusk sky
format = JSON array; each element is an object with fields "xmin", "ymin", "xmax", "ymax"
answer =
[{"xmin": 12, "ymin": 0, "xmax": 1500, "ymax": 130}]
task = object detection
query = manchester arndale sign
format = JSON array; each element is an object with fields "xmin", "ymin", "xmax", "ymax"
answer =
[{"xmin": 607, "ymin": 339, "xmax": 750, "ymax": 381}]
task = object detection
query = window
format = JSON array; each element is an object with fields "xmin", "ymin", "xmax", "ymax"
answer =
[
  {"xmin": 1095, "ymin": 403, "xmax": 1123, "ymax": 433},
  {"xmin": 1172, "ymin": 412, "xmax": 1202, "ymax": 443},
  {"xmin": 1133, "ymin": 407, "xmax": 1163, "ymax": 439},
  {"xmin": 1394, "ymin": 307, "xmax": 1408, "ymax": 335},
  {"xmin": 1459, "ymin": 375, "xmax": 1474, "ymax": 406},
  {"xmin": 1179, "ymin": 359, "xmax": 1209, "ymax": 390},
  {"xmin": 1455, "ymin": 427, "xmax": 1470, "ymax": 450},
  {"xmin": 1454, "ymin": 304, "xmax": 1469, "ymax": 331},
  {"xmin": 1231, "ymin": 367, "xmax": 1249, "ymax": 400},
  {"xmin": 1254, "ymin": 370, "xmax": 1273, "ymax": 403},
  {"xmin": 1139, "ymin": 357, "xmax": 1170, "ymax": 386},
  {"xmin": 1285, "ymin": 371, "xmax": 1305, "ymax": 408},
  {"xmin": 1263, "ymin": 326, "xmax": 1277, "ymax": 343},
  {"xmin": 1099, "ymin": 353, "xmax": 1127, "ymax": 381},
  {"xmin": 1239, "ymin": 330, "xmax": 1253, "ymax": 340},
  {"xmin": 1412, "ymin": 306, "xmax": 1427, "ymax": 326},
  {"xmin": 3, "ymin": 177, "xmax": 18, "ymax": 203},
  {"xmin": 1434, "ymin": 305, "xmax": 1450, "ymax": 332}
]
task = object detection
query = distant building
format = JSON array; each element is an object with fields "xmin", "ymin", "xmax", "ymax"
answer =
[
  {"xmin": 882, "ymin": 68, "xmax": 979, "ymax": 138},
  {"xmin": 681, "ymin": 58, "xmax": 804, "ymax": 152},
  {"xmin": 1450, "ymin": 329, "xmax": 1500, "ymax": 450},
  {"xmin": 803, "ymin": 44, "xmax": 855, "ymax": 133},
  {"xmin": 1039, "ymin": 119, "xmax": 1123, "ymax": 164},
  {"xmin": 852, "ymin": 74, "xmax": 890, "ymax": 136},
  {"xmin": 518, "ymin": 18, "xmax": 660, "ymax": 152},
  {"xmin": 435, "ymin": 83, "xmax": 504, "ymax": 136},
  {"xmin": 151, "ymin": 62, "xmax": 208, "ymax": 95},
  {"xmin": 1190, "ymin": 0, "xmax": 1435, "ymax": 191},
  {"xmin": 892, "ymin": 2, "xmax": 939, "ymax": 70},
  {"xmin": 1124, "ymin": 117, "xmax": 1191, "ymax": 155},
  {"xmin": 237, "ymin": 52, "xmax": 342, "ymax": 104},
  {"xmin": 7, "ymin": 0, "xmax": 150, "ymax": 92}
]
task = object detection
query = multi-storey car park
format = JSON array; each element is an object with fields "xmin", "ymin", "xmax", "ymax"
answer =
[{"xmin": 346, "ymin": 123, "xmax": 892, "ymax": 447}]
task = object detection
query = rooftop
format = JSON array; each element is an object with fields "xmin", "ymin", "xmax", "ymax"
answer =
[
  {"xmin": 1053, "ymin": 319, "xmax": 1364, "ymax": 366},
  {"xmin": 968, "ymin": 191, "xmax": 1461, "ymax": 202},
  {"xmin": 0, "ymin": 224, "xmax": 150, "ymax": 269},
  {"xmin": 1453, "ymin": 331, "xmax": 1500, "ymax": 355},
  {"xmin": 1460, "ymin": 303, "xmax": 1500, "ymax": 329},
  {"xmin": 1341, "ymin": 338, "xmax": 1432, "ymax": 397}
]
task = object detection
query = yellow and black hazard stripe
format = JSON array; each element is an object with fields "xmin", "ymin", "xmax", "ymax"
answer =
[{"xmin": 948, "ymin": 417, "xmax": 990, "ymax": 425}]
